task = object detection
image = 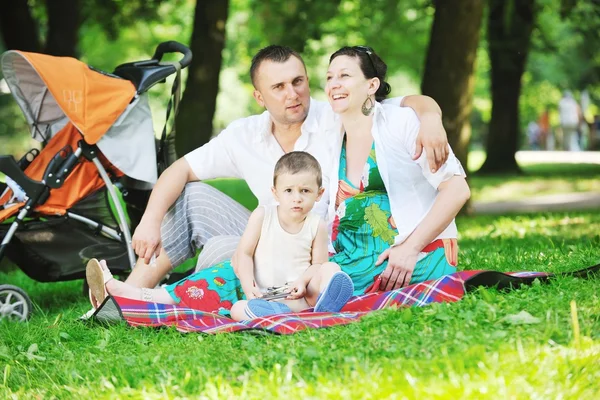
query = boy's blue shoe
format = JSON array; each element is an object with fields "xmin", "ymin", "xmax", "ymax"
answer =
[
  {"xmin": 244, "ymin": 299, "xmax": 292, "ymax": 319},
  {"xmin": 314, "ymin": 271, "xmax": 354, "ymax": 313}
]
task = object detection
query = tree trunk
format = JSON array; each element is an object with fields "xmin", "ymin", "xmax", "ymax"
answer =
[
  {"xmin": 478, "ymin": 0, "xmax": 535, "ymax": 174},
  {"xmin": 421, "ymin": 0, "xmax": 484, "ymax": 172},
  {"xmin": 175, "ymin": 0, "xmax": 229, "ymax": 156},
  {"xmin": 45, "ymin": 0, "xmax": 80, "ymax": 57},
  {"xmin": 0, "ymin": 0, "xmax": 41, "ymax": 52}
]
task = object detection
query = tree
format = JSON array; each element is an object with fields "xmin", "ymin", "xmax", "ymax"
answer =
[
  {"xmin": 0, "ymin": 0, "xmax": 42, "ymax": 53},
  {"xmin": 175, "ymin": 0, "xmax": 229, "ymax": 156},
  {"xmin": 478, "ymin": 0, "xmax": 535, "ymax": 174},
  {"xmin": 249, "ymin": 0, "xmax": 342, "ymax": 53},
  {"xmin": 0, "ymin": 0, "xmax": 169, "ymax": 58},
  {"xmin": 0, "ymin": 0, "xmax": 80, "ymax": 57},
  {"xmin": 421, "ymin": 0, "xmax": 484, "ymax": 169}
]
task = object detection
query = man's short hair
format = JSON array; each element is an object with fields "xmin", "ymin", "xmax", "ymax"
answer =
[
  {"xmin": 250, "ymin": 45, "xmax": 307, "ymax": 87},
  {"xmin": 273, "ymin": 151, "xmax": 322, "ymax": 188}
]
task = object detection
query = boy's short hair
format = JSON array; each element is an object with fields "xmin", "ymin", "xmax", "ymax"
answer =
[
  {"xmin": 273, "ymin": 151, "xmax": 322, "ymax": 187},
  {"xmin": 250, "ymin": 45, "xmax": 307, "ymax": 87}
]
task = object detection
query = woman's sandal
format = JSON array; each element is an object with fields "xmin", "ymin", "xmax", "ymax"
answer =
[{"xmin": 86, "ymin": 258, "xmax": 114, "ymax": 309}]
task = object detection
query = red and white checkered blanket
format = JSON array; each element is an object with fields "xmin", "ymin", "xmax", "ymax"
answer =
[{"xmin": 90, "ymin": 266, "xmax": 598, "ymax": 335}]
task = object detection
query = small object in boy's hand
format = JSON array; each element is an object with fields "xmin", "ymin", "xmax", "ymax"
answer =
[
  {"xmin": 149, "ymin": 254, "xmax": 157, "ymax": 268},
  {"xmin": 262, "ymin": 285, "xmax": 292, "ymax": 301},
  {"xmin": 262, "ymin": 291, "xmax": 292, "ymax": 301}
]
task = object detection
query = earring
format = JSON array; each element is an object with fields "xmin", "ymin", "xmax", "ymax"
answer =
[{"xmin": 361, "ymin": 96, "xmax": 375, "ymax": 116}]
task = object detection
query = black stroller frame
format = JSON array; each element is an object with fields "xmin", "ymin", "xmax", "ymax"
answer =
[{"xmin": 0, "ymin": 41, "xmax": 192, "ymax": 321}]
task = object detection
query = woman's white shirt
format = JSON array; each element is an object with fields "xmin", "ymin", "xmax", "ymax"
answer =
[{"xmin": 325, "ymin": 102, "xmax": 466, "ymax": 253}]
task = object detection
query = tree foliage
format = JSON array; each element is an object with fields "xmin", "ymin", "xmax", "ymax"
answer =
[{"xmin": 1, "ymin": 0, "xmax": 599, "ymax": 161}]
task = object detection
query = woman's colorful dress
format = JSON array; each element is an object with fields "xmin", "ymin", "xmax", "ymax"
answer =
[
  {"xmin": 330, "ymin": 139, "xmax": 457, "ymax": 295},
  {"xmin": 164, "ymin": 260, "xmax": 243, "ymax": 316}
]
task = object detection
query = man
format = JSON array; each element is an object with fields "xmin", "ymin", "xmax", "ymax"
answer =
[
  {"xmin": 558, "ymin": 91, "xmax": 581, "ymax": 151},
  {"xmin": 125, "ymin": 45, "xmax": 450, "ymax": 289}
]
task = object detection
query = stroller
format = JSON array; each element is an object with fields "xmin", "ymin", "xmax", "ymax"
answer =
[{"xmin": 0, "ymin": 42, "xmax": 191, "ymax": 321}]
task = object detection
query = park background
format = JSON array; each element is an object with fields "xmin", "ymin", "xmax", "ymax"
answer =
[{"xmin": 1, "ymin": 0, "xmax": 599, "ymax": 398}]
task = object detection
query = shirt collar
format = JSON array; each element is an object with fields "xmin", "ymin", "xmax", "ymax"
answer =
[{"xmin": 372, "ymin": 101, "xmax": 388, "ymax": 124}]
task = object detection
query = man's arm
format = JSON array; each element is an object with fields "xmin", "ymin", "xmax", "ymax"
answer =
[
  {"xmin": 400, "ymin": 95, "xmax": 449, "ymax": 173},
  {"xmin": 131, "ymin": 158, "xmax": 199, "ymax": 263}
]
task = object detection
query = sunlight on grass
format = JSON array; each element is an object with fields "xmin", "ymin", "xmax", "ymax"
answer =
[
  {"xmin": 469, "ymin": 162, "xmax": 600, "ymax": 202},
  {"xmin": 471, "ymin": 177, "xmax": 600, "ymax": 202},
  {"xmin": 1, "ymin": 211, "xmax": 599, "ymax": 398}
]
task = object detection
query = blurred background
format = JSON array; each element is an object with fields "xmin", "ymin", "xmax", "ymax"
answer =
[{"xmin": 0, "ymin": 0, "xmax": 599, "ymax": 177}]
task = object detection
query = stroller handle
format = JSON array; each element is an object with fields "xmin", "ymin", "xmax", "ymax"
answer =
[{"xmin": 152, "ymin": 41, "xmax": 192, "ymax": 69}]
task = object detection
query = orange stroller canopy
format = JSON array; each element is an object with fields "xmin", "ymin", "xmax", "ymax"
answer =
[
  {"xmin": 2, "ymin": 50, "xmax": 158, "ymax": 186},
  {"xmin": 2, "ymin": 51, "xmax": 136, "ymax": 144},
  {"xmin": 1, "ymin": 51, "xmax": 159, "ymax": 221}
]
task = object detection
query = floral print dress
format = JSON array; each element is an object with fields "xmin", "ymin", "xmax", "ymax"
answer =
[{"xmin": 330, "ymin": 139, "xmax": 457, "ymax": 295}]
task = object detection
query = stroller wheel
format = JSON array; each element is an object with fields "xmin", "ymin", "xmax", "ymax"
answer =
[{"xmin": 0, "ymin": 285, "xmax": 33, "ymax": 322}]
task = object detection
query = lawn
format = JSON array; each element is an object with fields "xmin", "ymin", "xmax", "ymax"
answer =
[{"xmin": 1, "ymin": 164, "xmax": 600, "ymax": 399}]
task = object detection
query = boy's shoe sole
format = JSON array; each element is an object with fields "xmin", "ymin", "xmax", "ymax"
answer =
[{"xmin": 314, "ymin": 271, "xmax": 354, "ymax": 313}]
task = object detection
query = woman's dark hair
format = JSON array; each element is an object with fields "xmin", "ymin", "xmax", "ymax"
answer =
[{"xmin": 329, "ymin": 46, "xmax": 392, "ymax": 102}]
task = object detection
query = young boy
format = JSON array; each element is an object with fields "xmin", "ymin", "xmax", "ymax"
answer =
[{"xmin": 87, "ymin": 152, "xmax": 354, "ymax": 320}]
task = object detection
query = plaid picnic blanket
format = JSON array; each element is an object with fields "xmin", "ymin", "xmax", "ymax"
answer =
[{"xmin": 91, "ymin": 266, "xmax": 599, "ymax": 335}]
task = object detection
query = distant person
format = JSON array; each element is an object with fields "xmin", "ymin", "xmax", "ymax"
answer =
[
  {"xmin": 591, "ymin": 115, "xmax": 600, "ymax": 150},
  {"xmin": 558, "ymin": 91, "xmax": 581, "ymax": 151},
  {"xmin": 538, "ymin": 107, "xmax": 550, "ymax": 150},
  {"xmin": 527, "ymin": 121, "xmax": 541, "ymax": 150}
]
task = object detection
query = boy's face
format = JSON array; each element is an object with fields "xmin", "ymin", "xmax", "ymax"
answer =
[{"xmin": 272, "ymin": 171, "xmax": 324, "ymax": 216}]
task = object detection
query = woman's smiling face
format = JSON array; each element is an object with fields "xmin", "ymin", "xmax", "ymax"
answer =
[{"xmin": 326, "ymin": 55, "xmax": 377, "ymax": 115}]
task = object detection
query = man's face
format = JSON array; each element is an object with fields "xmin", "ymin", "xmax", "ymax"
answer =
[{"xmin": 253, "ymin": 57, "xmax": 310, "ymax": 126}]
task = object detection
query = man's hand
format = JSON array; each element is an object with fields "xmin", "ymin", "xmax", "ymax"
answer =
[
  {"xmin": 413, "ymin": 112, "xmax": 449, "ymax": 173},
  {"xmin": 375, "ymin": 244, "xmax": 419, "ymax": 291},
  {"xmin": 286, "ymin": 280, "xmax": 307, "ymax": 300},
  {"xmin": 131, "ymin": 219, "xmax": 162, "ymax": 264}
]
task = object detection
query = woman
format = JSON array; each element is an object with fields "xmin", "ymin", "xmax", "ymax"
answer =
[{"xmin": 324, "ymin": 46, "xmax": 470, "ymax": 294}]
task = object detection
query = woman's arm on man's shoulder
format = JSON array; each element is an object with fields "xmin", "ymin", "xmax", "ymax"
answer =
[{"xmin": 399, "ymin": 95, "xmax": 449, "ymax": 173}]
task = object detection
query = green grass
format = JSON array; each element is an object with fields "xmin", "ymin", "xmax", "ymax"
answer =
[
  {"xmin": 1, "ymin": 210, "xmax": 599, "ymax": 398},
  {"xmin": 2, "ymin": 158, "xmax": 600, "ymax": 398},
  {"xmin": 469, "ymin": 163, "xmax": 600, "ymax": 202}
]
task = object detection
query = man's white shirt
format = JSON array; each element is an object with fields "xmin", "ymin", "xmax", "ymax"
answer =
[{"xmin": 184, "ymin": 98, "xmax": 352, "ymax": 217}]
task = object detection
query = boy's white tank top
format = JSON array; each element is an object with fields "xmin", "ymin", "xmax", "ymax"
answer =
[{"xmin": 254, "ymin": 205, "xmax": 321, "ymax": 290}]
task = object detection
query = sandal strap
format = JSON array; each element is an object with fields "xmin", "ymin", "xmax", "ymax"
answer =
[
  {"xmin": 102, "ymin": 267, "xmax": 114, "ymax": 284},
  {"xmin": 141, "ymin": 288, "xmax": 154, "ymax": 302}
]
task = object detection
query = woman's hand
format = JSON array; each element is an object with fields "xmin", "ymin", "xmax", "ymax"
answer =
[
  {"xmin": 375, "ymin": 244, "xmax": 419, "ymax": 291},
  {"xmin": 286, "ymin": 280, "xmax": 307, "ymax": 300},
  {"xmin": 413, "ymin": 112, "xmax": 449, "ymax": 173}
]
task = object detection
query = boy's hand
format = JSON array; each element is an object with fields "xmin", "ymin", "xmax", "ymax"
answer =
[
  {"xmin": 286, "ymin": 280, "xmax": 307, "ymax": 300},
  {"xmin": 242, "ymin": 283, "xmax": 263, "ymax": 300}
]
